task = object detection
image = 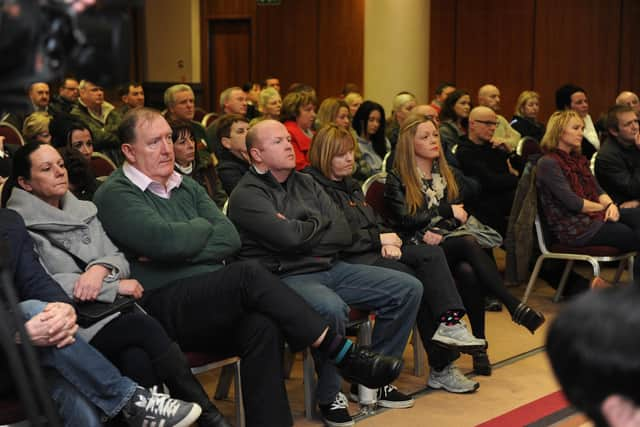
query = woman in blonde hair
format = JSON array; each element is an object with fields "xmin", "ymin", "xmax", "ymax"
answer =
[
  {"xmin": 306, "ymin": 123, "xmax": 485, "ymax": 394},
  {"xmin": 22, "ymin": 111, "xmax": 52, "ymax": 144},
  {"xmin": 537, "ymin": 110, "xmax": 640, "ymax": 279},
  {"xmin": 385, "ymin": 113, "xmax": 546, "ymax": 374},
  {"xmin": 510, "ymin": 90, "xmax": 545, "ymax": 142},
  {"xmin": 315, "ymin": 97, "xmax": 351, "ymax": 130}
]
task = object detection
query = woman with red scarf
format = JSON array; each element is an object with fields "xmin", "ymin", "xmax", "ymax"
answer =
[{"xmin": 536, "ymin": 110, "xmax": 640, "ymax": 279}]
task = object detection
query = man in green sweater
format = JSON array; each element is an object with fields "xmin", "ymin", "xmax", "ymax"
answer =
[{"xmin": 93, "ymin": 107, "xmax": 403, "ymax": 427}]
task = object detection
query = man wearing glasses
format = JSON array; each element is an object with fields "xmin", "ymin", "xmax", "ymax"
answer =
[
  {"xmin": 477, "ymin": 84, "xmax": 521, "ymax": 151},
  {"xmin": 455, "ymin": 106, "xmax": 523, "ymax": 237},
  {"xmin": 50, "ymin": 77, "xmax": 80, "ymax": 115}
]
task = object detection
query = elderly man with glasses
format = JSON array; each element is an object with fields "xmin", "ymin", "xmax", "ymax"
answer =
[{"xmin": 455, "ymin": 106, "xmax": 523, "ymax": 237}]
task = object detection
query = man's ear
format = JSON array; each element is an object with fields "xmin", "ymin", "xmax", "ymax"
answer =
[
  {"xmin": 609, "ymin": 127, "xmax": 620, "ymax": 138},
  {"xmin": 17, "ymin": 176, "xmax": 32, "ymax": 192},
  {"xmin": 121, "ymin": 143, "xmax": 136, "ymax": 164},
  {"xmin": 248, "ymin": 146, "xmax": 262, "ymax": 164},
  {"xmin": 221, "ymin": 136, "xmax": 232, "ymax": 150}
]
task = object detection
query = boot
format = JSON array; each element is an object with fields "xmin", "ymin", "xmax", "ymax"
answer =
[
  {"xmin": 153, "ymin": 343, "xmax": 232, "ymax": 427},
  {"xmin": 472, "ymin": 350, "xmax": 492, "ymax": 376},
  {"xmin": 512, "ymin": 303, "xmax": 546, "ymax": 334}
]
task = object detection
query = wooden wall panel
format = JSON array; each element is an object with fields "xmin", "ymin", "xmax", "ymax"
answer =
[
  {"xmin": 619, "ymin": 0, "xmax": 640, "ymax": 95},
  {"xmin": 202, "ymin": 0, "xmax": 253, "ymax": 19},
  {"xmin": 255, "ymin": 0, "xmax": 319, "ymax": 96},
  {"xmin": 429, "ymin": 0, "xmax": 457, "ymax": 98},
  {"xmin": 316, "ymin": 0, "xmax": 364, "ymax": 99},
  {"xmin": 454, "ymin": 0, "xmax": 535, "ymax": 118},
  {"xmin": 533, "ymin": 0, "xmax": 620, "ymax": 121}
]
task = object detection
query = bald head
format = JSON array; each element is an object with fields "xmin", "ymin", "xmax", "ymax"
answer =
[
  {"xmin": 29, "ymin": 82, "xmax": 50, "ymax": 109},
  {"xmin": 478, "ymin": 84, "xmax": 501, "ymax": 111},
  {"xmin": 246, "ymin": 119, "xmax": 296, "ymax": 181},
  {"xmin": 468, "ymin": 106, "xmax": 498, "ymax": 144},
  {"xmin": 616, "ymin": 91, "xmax": 640, "ymax": 113},
  {"xmin": 413, "ymin": 104, "xmax": 438, "ymax": 117}
]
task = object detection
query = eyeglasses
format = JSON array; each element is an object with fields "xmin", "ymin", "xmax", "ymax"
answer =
[{"xmin": 474, "ymin": 119, "xmax": 498, "ymax": 127}]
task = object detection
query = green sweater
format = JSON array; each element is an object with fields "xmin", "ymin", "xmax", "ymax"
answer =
[{"xmin": 93, "ymin": 168, "xmax": 240, "ymax": 290}]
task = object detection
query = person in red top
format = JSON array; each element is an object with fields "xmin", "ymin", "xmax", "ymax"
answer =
[{"xmin": 281, "ymin": 90, "xmax": 316, "ymax": 170}]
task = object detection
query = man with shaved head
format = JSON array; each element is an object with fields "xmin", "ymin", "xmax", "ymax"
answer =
[
  {"xmin": 477, "ymin": 84, "xmax": 521, "ymax": 151},
  {"xmin": 228, "ymin": 119, "xmax": 421, "ymax": 426},
  {"xmin": 616, "ymin": 91, "xmax": 640, "ymax": 115},
  {"xmin": 455, "ymin": 106, "xmax": 523, "ymax": 237}
]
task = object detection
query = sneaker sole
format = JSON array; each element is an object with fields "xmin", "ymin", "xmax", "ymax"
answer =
[
  {"xmin": 321, "ymin": 416, "xmax": 355, "ymax": 427},
  {"xmin": 431, "ymin": 338, "xmax": 487, "ymax": 354},
  {"xmin": 377, "ymin": 398, "xmax": 415, "ymax": 409},
  {"xmin": 427, "ymin": 379, "xmax": 479, "ymax": 394},
  {"xmin": 173, "ymin": 404, "xmax": 203, "ymax": 427}
]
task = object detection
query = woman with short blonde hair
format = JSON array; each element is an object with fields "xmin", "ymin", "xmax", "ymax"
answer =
[{"xmin": 22, "ymin": 112, "xmax": 52, "ymax": 144}]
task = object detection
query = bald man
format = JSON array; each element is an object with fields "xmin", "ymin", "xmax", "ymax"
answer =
[
  {"xmin": 455, "ymin": 106, "xmax": 523, "ymax": 236},
  {"xmin": 477, "ymin": 84, "xmax": 521, "ymax": 150},
  {"xmin": 616, "ymin": 91, "xmax": 640, "ymax": 115}
]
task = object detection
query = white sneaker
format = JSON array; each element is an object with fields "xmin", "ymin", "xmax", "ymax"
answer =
[
  {"xmin": 428, "ymin": 364, "xmax": 479, "ymax": 393},
  {"xmin": 431, "ymin": 321, "xmax": 487, "ymax": 353}
]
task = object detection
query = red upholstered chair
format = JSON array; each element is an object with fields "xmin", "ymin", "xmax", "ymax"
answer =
[
  {"xmin": 0, "ymin": 122, "xmax": 25, "ymax": 147},
  {"xmin": 521, "ymin": 214, "xmax": 636, "ymax": 303},
  {"xmin": 516, "ymin": 136, "xmax": 542, "ymax": 163},
  {"xmin": 185, "ymin": 352, "xmax": 245, "ymax": 427},
  {"xmin": 90, "ymin": 152, "xmax": 117, "ymax": 180},
  {"xmin": 202, "ymin": 112, "xmax": 219, "ymax": 129},
  {"xmin": 0, "ymin": 397, "xmax": 25, "ymax": 425}
]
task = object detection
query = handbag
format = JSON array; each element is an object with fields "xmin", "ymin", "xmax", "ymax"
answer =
[
  {"xmin": 442, "ymin": 215, "xmax": 503, "ymax": 248},
  {"xmin": 49, "ymin": 238, "xmax": 135, "ymax": 327}
]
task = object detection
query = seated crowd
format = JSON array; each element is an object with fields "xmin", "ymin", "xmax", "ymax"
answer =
[{"xmin": 1, "ymin": 74, "xmax": 639, "ymax": 427}]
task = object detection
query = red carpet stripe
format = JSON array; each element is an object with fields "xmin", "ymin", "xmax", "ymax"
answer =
[{"xmin": 476, "ymin": 390, "xmax": 570, "ymax": 427}]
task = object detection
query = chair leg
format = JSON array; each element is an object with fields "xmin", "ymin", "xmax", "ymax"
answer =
[
  {"xmin": 553, "ymin": 260, "xmax": 574, "ymax": 303},
  {"xmin": 613, "ymin": 259, "xmax": 627, "ymax": 284},
  {"xmin": 412, "ymin": 325, "xmax": 425, "ymax": 377},
  {"xmin": 233, "ymin": 360, "xmax": 246, "ymax": 427},
  {"xmin": 282, "ymin": 345, "xmax": 295, "ymax": 379},
  {"xmin": 214, "ymin": 365, "xmax": 235, "ymax": 400},
  {"xmin": 522, "ymin": 256, "xmax": 545, "ymax": 304},
  {"xmin": 357, "ymin": 319, "xmax": 373, "ymax": 346},
  {"xmin": 302, "ymin": 348, "xmax": 317, "ymax": 420}
]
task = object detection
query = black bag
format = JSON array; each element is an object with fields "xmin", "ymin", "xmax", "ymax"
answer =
[
  {"xmin": 76, "ymin": 295, "xmax": 135, "ymax": 328},
  {"xmin": 49, "ymin": 238, "xmax": 135, "ymax": 327}
]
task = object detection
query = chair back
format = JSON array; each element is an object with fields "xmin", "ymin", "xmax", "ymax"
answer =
[
  {"xmin": 90, "ymin": 152, "xmax": 117, "ymax": 178},
  {"xmin": 193, "ymin": 107, "xmax": 206, "ymax": 123},
  {"xmin": 362, "ymin": 172, "xmax": 390, "ymax": 221},
  {"xmin": 517, "ymin": 136, "xmax": 541, "ymax": 162},
  {"xmin": 202, "ymin": 112, "xmax": 219, "ymax": 128},
  {"xmin": 533, "ymin": 214, "xmax": 551, "ymax": 255},
  {"xmin": 0, "ymin": 122, "xmax": 25, "ymax": 146}
]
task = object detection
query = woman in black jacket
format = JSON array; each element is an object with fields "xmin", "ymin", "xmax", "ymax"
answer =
[
  {"xmin": 305, "ymin": 124, "xmax": 485, "ymax": 387},
  {"xmin": 383, "ymin": 114, "xmax": 546, "ymax": 374}
]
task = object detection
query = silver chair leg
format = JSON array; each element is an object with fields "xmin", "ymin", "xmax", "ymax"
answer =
[
  {"xmin": 302, "ymin": 348, "xmax": 317, "ymax": 420},
  {"xmin": 412, "ymin": 325, "xmax": 425, "ymax": 377},
  {"xmin": 233, "ymin": 360, "xmax": 245, "ymax": 427},
  {"xmin": 522, "ymin": 256, "xmax": 545, "ymax": 304},
  {"xmin": 553, "ymin": 260, "xmax": 574, "ymax": 303}
]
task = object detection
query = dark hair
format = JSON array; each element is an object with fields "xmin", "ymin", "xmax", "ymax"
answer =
[
  {"xmin": 211, "ymin": 114, "xmax": 248, "ymax": 158},
  {"xmin": 351, "ymin": 100, "xmax": 387, "ymax": 158},
  {"xmin": 555, "ymin": 84, "xmax": 586, "ymax": 111},
  {"xmin": 440, "ymin": 89, "xmax": 470, "ymax": 122},
  {"xmin": 341, "ymin": 83, "xmax": 360, "ymax": 96},
  {"xmin": 1, "ymin": 141, "xmax": 47, "ymax": 207},
  {"xmin": 262, "ymin": 75, "xmax": 278, "ymax": 87},
  {"xmin": 167, "ymin": 118, "xmax": 193, "ymax": 144},
  {"xmin": 435, "ymin": 82, "xmax": 455, "ymax": 95},
  {"xmin": 57, "ymin": 146, "xmax": 98, "ymax": 200},
  {"xmin": 241, "ymin": 81, "xmax": 258, "ymax": 92},
  {"xmin": 547, "ymin": 286, "xmax": 640, "ymax": 426},
  {"xmin": 117, "ymin": 82, "xmax": 142, "ymax": 98}
]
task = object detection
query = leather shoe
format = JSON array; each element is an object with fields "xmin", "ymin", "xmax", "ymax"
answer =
[{"xmin": 336, "ymin": 345, "xmax": 402, "ymax": 389}]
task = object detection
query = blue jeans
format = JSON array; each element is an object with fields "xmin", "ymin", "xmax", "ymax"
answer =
[
  {"xmin": 281, "ymin": 261, "xmax": 422, "ymax": 404},
  {"xmin": 20, "ymin": 300, "xmax": 136, "ymax": 424}
]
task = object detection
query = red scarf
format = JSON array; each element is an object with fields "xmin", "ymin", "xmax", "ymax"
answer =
[{"xmin": 548, "ymin": 149, "xmax": 603, "ymax": 220}]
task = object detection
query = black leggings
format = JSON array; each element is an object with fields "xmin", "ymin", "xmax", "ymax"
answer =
[
  {"xmin": 454, "ymin": 262, "xmax": 486, "ymax": 339},
  {"xmin": 441, "ymin": 236, "xmax": 521, "ymax": 315},
  {"xmin": 90, "ymin": 311, "xmax": 173, "ymax": 387}
]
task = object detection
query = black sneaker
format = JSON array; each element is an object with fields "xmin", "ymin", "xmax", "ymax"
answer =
[
  {"xmin": 336, "ymin": 345, "xmax": 402, "ymax": 389},
  {"xmin": 319, "ymin": 392, "xmax": 354, "ymax": 427},
  {"xmin": 377, "ymin": 385, "xmax": 415, "ymax": 409},
  {"xmin": 121, "ymin": 386, "xmax": 202, "ymax": 427}
]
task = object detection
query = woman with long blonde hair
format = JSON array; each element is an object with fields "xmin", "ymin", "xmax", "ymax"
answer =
[{"xmin": 385, "ymin": 113, "xmax": 545, "ymax": 375}]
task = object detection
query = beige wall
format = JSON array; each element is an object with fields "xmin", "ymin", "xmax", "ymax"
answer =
[
  {"xmin": 144, "ymin": 0, "xmax": 201, "ymax": 82},
  {"xmin": 364, "ymin": 0, "xmax": 430, "ymax": 117}
]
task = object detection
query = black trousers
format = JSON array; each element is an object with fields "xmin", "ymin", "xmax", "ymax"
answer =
[
  {"xmin": 138, "ymin": 260, "xmax": 327, "ymax": 427},
  {"xmin": 372, "ymin": 244, "xmax": 463, "ymax": 370}
]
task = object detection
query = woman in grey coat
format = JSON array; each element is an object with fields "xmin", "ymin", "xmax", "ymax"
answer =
[{"xmin": 1, "ymin": 142, "xmax": 233, "ymax": 427}]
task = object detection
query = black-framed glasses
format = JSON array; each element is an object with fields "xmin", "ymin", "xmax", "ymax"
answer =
[{"xmin": 474, "ymin": 119, "xmax": 498, "ymax": 127}]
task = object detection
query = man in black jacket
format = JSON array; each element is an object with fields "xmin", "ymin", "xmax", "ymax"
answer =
[
  {"xmin": 595, "ymin": 105, "xmax": 640, "ymax": 207},
  {"xmin": 228, "ymin": 119, "xmax": 422, "ymax": 427}
]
